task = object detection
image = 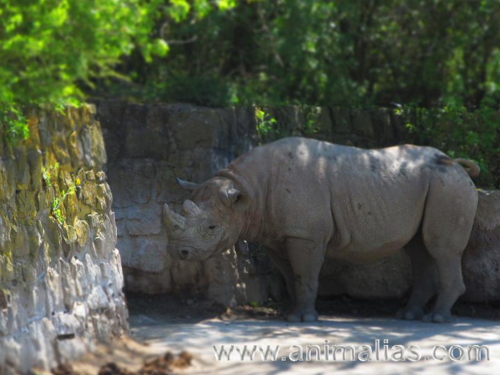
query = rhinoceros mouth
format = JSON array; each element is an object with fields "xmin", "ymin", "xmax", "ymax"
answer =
[
  {"xmin": 206, "ymin": 245, "xmax": 223, "ymax": 259},
  {"xmin": 187, "ymin": 245, "xmax": 222, "ymax": 261},
  {"xmin": 177, "ymin": 246, "xmax": 197, "ymax": 260}
]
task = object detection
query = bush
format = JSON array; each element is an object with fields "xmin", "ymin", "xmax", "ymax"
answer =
[
  {"xmin": 0, "ymin": 0, "xmax": 231, "ymax": 142},
  {"xmin": 125, "ymin": 0, "xmax": 500, "ymax": 109},
  {"xmin": 403, "ymin": 105, "xmax": 500, "ymax": 188}
]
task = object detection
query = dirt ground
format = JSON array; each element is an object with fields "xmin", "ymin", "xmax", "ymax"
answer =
[
  {"xmin": 125, "ymin": 292, "xmax": 500, "ymax": 322},
  {"xmin": 59, "ymin": 293, "xmax": 500, "ymax": 374}
]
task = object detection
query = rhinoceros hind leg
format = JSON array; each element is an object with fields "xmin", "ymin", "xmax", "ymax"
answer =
[
  {"xmin": 418, "ymin": 175, "xmax": 475, "ymax": 322},
  {"xmin": 422, "ymin": 253, "xmax": 465, "ymax": 323},
  {"xmin": 285, "ymin": 238, "xmax": 325, "ymax": 323},
  {"xmin": 397, "ymin": 234, "xmax": 438, "ymax": 320}
]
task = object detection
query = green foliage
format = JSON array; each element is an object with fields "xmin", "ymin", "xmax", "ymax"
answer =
[
  {"xmin": 1, "ymin": 0, "xmax": 143, "ymax": 105},
  {"xmin": 3, "ymin": 0, "xmax": 498, "ymax": 110},
  {"xmin": 0, "ymin": 0, "xmax": 233, "ymax": 143},
  {"xmin": 0, "ymin": 0, "xmax": 231, "ymax": 107},
  {"xmin": 153, "ymin": 76, "xmax": 237, "ymax": 107},
  {"xmin": 51, "ymin": 198, "xmax": 64, "ymax": 225},
  {"xmin": 0, "ymin": 104, "xmax": 28, "ymax": 145},
  {"xmin": 255, "ymin": 108, "xmax": 278, "ymax": 141},
  {"xmin": 255, "ymin": 106, "xmax": 327, "ymax": 144},
  {"xmin": 41, "ymin": 163, "xmax": 77, "ymax": 225},
  {"xmin": 124, "ymin": 0, "xmax": 500, "ymax": 109},
  {"xmin": 42, "ymin": 163, "xmax": 59, "ymax": 188},
  {"xmin": 401, "ymin": 105, "xmax": 500, "ymax": 188},
  {"xmin": 302, "ymin": 107, "xmax": 321, "ymax": 137},
  {"xmin": 52, "ymin": 185, "xmax": 76, "ymax": 226}
]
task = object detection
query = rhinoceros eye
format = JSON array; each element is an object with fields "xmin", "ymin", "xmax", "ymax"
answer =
[{"xmin": 208, "ymin": 225, "xmax": 217, "ymax": 230}]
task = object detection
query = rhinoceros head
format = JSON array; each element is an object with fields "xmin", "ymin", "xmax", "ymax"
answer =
[{"xmin": 164, "ymin": 177, "xmax": 250, "ymax": 261}]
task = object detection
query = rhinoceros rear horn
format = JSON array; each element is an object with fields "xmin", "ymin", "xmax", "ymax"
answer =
[
  {"xmin": 163, "ymin": 203, "xmax": 186, "ymax": 232},
  {"xmin": 182, "ymin": 200, "xmax": 202, "ymax": 217},
  {"xmin": 176, "ymin": 178, "xmax": 199, "ymax": 191}
]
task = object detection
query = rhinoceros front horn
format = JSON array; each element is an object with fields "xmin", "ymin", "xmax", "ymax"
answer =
[{"xmin": 163, "ymin": 203, "xmax": 186, "ymax": 232}]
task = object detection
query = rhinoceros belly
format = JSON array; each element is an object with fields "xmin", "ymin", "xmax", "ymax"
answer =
[
  {"xmin": 325, "ymin": 174, "xmax": 427, "ymax": 264},
  {"xmin": 326, "ymin": 238, "xmax": 412, "ymax": 263}
]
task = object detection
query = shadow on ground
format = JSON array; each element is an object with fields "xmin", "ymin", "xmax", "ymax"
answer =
[{"xmin": 119, "ymin": 293, "xmax": 500, "ymax": 375}]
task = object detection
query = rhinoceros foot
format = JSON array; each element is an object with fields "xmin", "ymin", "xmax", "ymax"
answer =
[
  {"xmin": 396, "ymin": 307, "xmax": 425, "ymax": 320},
  {"xmin": 286, "ymin": 309, "xmax": 318, "ymax": 323},
  {"xmin": 422, "ymin": 312, "xmax": 452, "ymax": 323}
]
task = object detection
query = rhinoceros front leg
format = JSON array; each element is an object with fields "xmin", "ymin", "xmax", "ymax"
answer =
[
  {"xmin": 285, "ymin": 238, "xmax": 325, "ymax": 323},
  {"xmin": 265, "ymin": 248, "xmax": 296, "ymax": 310}
]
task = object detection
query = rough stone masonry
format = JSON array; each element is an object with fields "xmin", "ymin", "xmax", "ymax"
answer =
[{"xmin": 0, "ymin": 105, "xmax": 128, "ymax": 373}]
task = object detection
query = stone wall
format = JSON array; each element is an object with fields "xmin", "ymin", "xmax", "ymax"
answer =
[
  {"xmin": 0, "ymin": 106, "xmax": 128, "ymax": 373},
  {"xmin": 97, "ymin": 101, "xmax": 265, "ymax": 306},
  {"xmin": 96, "ymin": 101, "xmax": 500, "ymax": 307}
]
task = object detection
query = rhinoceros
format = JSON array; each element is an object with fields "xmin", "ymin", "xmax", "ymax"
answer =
[{"xmin": 164, "ymin": 137, "xmax": 479, "ymax": 323}]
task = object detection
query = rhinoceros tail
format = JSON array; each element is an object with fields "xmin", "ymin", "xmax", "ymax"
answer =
[
  {"xmin": 436, "ymin": 156, "xmax": 480, "ymax": 178},
  {"xmin": 453, "ymin": 158, "xmax": 480, "ymax": 178}
]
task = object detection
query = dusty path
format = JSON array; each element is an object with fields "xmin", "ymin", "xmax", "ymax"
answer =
[
  {"xmin": 70, "ymin": 296, "xmax": 500, "ymax": 374},
  {"xmin": 129, "ymin": 313, "xmax": 500, "ymax": 374}
]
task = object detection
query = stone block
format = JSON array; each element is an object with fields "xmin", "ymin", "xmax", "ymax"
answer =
[
  {"xmin": 124, "ymin": 205, "xmax": 162, "ymax": 236},
  {"xmin": 461, "ymin": 190, "xmax": 500, "ymax": 302},
  {"xmin": 204, "ymin": 248, "xmax": 239, "ymax": 307},
  {"xmin": 319, "ymin": 253, "xmax": 412, "ymax": 299},
  {"xmin": 0, "ymin": 158, "xmax": 16, "ymax": 202},
  {"xmin": 13, "ymin": 224, "xmax": 29, "ymax": 258},
  {"xmin": 123, "ymin": 266, "xmax": 172, "ymax": 294},
  {"xmin": 123, "ymin": 104, "xmax": 171, "ymax": 159},
  {"xmin": 87, "ymin": 286, "xmax": 109, "ymax": 311},
  {"xmin": 371, "ymin": 108, "xmax": 393, "ymax": 146},
  {"xmin": 127, "ymin": 239, "xmax": 166, "ymax": 273},
  {"xmin": 330, "ymin": 107, "xmax": 351, "ymax": 134},
  {"xmin": 170, "ymin": 257, "xmax": 206, "ymax": 294},
  {"xmin": 168, "ymin": 106, "xmax": 223, "ymax": 150},
  {"xmin": 351, "ymin": 109, "xmax": 375, "ymax": 137},
  {"xmin": 52, "ymin": 136, "xmax": 71, "ymax": 166},
  {"xmin": 107, "ymin": 159, "xmax": 155, "ymax": 207},
  {"xmin": 14, "ymin": 148, "xmax": 31, "ymax": 190},
  {"xmin": 46, "ymin": 268, "xmax": 65, "ymax": 314}
]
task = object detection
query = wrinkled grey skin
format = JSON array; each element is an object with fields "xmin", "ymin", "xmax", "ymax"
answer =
[{"xmin": 164, "ymin": 137, "xmax": 479, "ymax": 323}]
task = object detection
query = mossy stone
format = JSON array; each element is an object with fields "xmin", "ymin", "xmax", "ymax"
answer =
[
  {"xmin": 52, "ymin": 136, "xmax": 71, "ymax": 165},
  {"xmin": 45, "ymin": 217, "xmax": 63, "ymax": 260},
  {"xmin": 16, "ymin": 190, "xmax": 37, "ymax": 224},
  {"xmin": 28, "ymin": 149, "xmax": 43, "ymax": 191},
  {"xmin": 13, "ymin": 224, "xmax": 29, "ymax": 257},
  {"xmin": 27, "ymin": 222, "xmax": 42, "ymax": 256},
  {"xmin": 75, "ymin": 220, "xmax": 90, "ymax": 248},
  {"xmin": 0, "ymin": 159, "xmax": 16, "ymax": 202}
]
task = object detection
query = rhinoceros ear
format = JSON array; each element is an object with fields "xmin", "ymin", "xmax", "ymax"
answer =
[
  {"xmin": 224, "ymin": 188, "xmax": 250, "ymax": 212},
  {"xmin": 176, "ymin": 177, "xmax": 199, "ymax": 191}
]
